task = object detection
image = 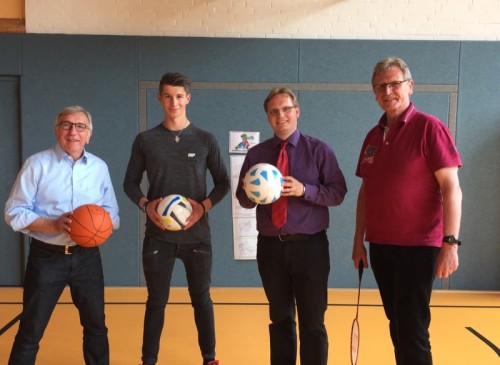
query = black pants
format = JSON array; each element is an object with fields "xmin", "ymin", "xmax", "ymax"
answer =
[
  {"xmin": 141, "ymin": 237, "xmax": 215, "ymax": 364},
  {"xmin": 370, "ymin": 243, "xmax": 440, "ymax": 365},
  {"xmin": 257, "ymin": 232, "xmax": 330, "ymax": 365},
  {"xmin": 9, "ymin": 239, "xmax": 108, "ymax": 365}
]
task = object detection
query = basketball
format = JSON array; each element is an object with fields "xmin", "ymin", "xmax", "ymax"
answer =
[
  {"xmin": 157, "ymin": 194, "xmax": 193, "ymax": 231},
  {"xmin": 69, "ymin": 204, "xmax": 113, "ymax": 247},
  {"xmin": 243, "ymin": 163, "xmax": 284, "ymax": 204}
]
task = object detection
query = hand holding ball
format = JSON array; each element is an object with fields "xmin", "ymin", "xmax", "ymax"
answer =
[
  {"xmin": 69, "ymin": 204, "xmax": 113, "ymax": 247},
  {"xmin": 157, "ymin": 194, "xmax": 193, "ymax": 231},
  {"xmin": 243, "ymin": 163, "xmax": 284, "ymax": 205}
]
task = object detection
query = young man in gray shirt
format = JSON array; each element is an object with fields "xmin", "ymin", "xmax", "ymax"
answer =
[{"xmin": 123, "ymin": 72, "xmax": 230, "ymax": 365}]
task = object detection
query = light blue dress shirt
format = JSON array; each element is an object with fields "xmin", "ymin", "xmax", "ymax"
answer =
[{"xmin": 4, "ymin": 143, "xmax": 120, "ymax": 246}]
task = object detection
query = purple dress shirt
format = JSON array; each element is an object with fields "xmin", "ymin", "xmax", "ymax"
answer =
[{"xmin": 236, "ymin": 129, "xmax": 347, "ymax": 236}]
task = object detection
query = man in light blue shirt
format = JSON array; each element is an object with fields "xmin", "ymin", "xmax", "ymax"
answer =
[{"xmin": 4, "ymin": 105, "xmax": 119, "ymax": 365}]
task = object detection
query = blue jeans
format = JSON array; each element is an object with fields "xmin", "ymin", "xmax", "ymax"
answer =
[
  {"xmin": 257, "ymin": 232, "xmax": 330, "ymax": 365},
  {"xmin": 370, "ymin": 243, "xmax": 440, "ymax": 365},
  {"xmin": 9, "ymin": 239, "xmax": 108, "ymax": 365},
  {"xmin": 141, "ymin": 237, "xmax": 215, "ymax": 364}
]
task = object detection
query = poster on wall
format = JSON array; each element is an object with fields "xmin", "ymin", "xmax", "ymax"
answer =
[
  {"xmin": 229, "ymin": 131, "xmax": 260, "ymax": 260},
  {"xmin": 229, "ymin": 131, "xmax": 259, "ymax": 153}
]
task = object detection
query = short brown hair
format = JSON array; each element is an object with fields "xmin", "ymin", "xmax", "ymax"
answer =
[
  {"xmin": 159, "ymin": 72, "xmax": 192, "ymax": 94},
  {"xmin": 263, "ymin": 87, "xmax": 299, "ymax": 113}
]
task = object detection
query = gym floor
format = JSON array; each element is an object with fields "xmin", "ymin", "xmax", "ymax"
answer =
[{"xmin": 1, "ymin": 287, "xmax": 499, "ymax": 364}]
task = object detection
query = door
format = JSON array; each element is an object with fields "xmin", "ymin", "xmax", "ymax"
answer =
[{"xmin": 0, "ymin": 75, "xmax": 24, "ymax": 285}]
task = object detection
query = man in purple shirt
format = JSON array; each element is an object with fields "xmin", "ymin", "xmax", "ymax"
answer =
[{"xmin": 236, "ymin": 87, "xmax": 347, "ymax": 365}]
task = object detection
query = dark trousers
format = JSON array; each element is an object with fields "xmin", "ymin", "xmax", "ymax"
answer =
[
  {"xmin": 370, "ymin": 243, "xmax": 440, "ymax": 365},
  {"xmin": 257, "ymin": 232, "xmax": 330, "ymax": 365},
  {"xmin": 141, "ymin": 237, "xmax": 215, "ymax": 365},
  {"xmin": 9, "ymin": 239, "xmax": 109, "ymax": 365}
]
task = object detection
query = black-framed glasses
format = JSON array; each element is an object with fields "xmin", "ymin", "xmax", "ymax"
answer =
[
  {"xmin": 268, "ymin": 106, "xmax": 297, "ymax": 116},
  {"xmin": 373, "ymin": 79, "xmax": 410, "ymax": 92},
  {"xmin": 58, "ymin": 121, "xmax": 91, "ymax": 132}
]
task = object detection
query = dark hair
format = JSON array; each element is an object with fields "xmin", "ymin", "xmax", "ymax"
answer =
[
  {"xmin": 159, "ymin": 72, "xmax": 192, "ymax": 94},
  {"xmin": 371, "ymin": 57, "xmax": 412, "ymax": 85},
  {"xmin": 263, "ymin": 87, "xmax": 299, "ymax": 113}
]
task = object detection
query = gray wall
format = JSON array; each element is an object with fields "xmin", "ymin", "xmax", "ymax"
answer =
[{"xmin": 0, "ymin": 34, "xmax": 498, "ymax": 290}]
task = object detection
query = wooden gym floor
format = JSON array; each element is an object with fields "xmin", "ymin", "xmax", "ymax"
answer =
[{"xmin": 1, "ymin": 287, "xmax": 499, "ymax": 364}]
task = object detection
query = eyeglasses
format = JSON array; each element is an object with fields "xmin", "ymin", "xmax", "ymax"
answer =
[
  {"xmin": 372, "ymin": 79, "xmax": 410, "ymax": 92},
  {"xmin": 58, "ymin": 121, "xmax": 91, "ymax": 132},
  {"xmin": 268, "ymin": 106, "xmax": 297, "ymax": 116}
]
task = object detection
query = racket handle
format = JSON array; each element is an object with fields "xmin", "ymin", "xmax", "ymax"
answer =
[{"xmin": 358, "ymin": 261, "xmax": 364, "ymax": 281}]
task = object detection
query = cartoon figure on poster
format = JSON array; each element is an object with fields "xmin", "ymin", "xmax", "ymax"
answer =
[
  {"xmin": 234, "ymin": 133, "xmax": 253, "ymax": 150},
  {"xmin": 229, "ymin": 131, "xmax": 259, "ymax": 154}
]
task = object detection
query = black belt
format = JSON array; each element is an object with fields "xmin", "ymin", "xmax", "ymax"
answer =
[
  {"xmin": 31, "ymin": 238, "xmax": 90, "ymax": 255},
  {"xmin": 262, "ymin": 230, "xmax": 326, "ymax": 242}
]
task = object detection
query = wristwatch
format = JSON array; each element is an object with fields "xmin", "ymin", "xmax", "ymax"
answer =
[
  {"xmin": 443, "ymin": 235, "xmax": 461, "ymax": 246},
  {"xmin": 140, "ymin": 200, "xmax": 149, "ymax": 213}
]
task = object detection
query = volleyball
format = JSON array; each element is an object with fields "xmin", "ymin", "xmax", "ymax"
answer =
[
  {"xmin": 243, "ymin": 163, "xmax": 284, "ymax": 205},
  {"xmin": 157, "ymin": 194, "xmax": 193, "ymax": 231}
]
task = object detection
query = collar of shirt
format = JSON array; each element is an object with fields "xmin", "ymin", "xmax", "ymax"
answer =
[
  {"xmin": 377, "ymin": 102, "xmax": 417, "ymax": 130},
  {"xmin": 54, "ymin": 143, "xmax": 88, "ymax": 165},
  {"xmin": 272, "ymin": 129, "xmax": 300, "ymax": 149}
]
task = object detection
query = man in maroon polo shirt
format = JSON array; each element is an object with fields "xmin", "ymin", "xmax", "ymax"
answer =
[{"xmin": 352, "ymin": 57, "xmax": 463, "ymax": 365}]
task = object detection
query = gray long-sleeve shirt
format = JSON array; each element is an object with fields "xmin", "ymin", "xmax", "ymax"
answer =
[{"xmin": 123, "ymin": 123, "xmax": 230, "ymax": 244}]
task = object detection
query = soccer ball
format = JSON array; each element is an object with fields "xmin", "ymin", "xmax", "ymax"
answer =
[
  {"xmin": 243, "ymin": 163, "xmax": 284, "ymax": 205},
  {"xmin": 157, "ymin": 194, "xmax": 193, "ymax": 231}
]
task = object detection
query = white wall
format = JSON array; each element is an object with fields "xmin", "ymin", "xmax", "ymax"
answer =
[{"xmin": 26, "ymin": 0, "xmax": 500, "ymax": 40}]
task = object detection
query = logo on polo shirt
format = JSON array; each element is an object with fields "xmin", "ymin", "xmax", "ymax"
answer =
[{"xmin": 361, "ymin": 145, "xmax": 378, "ymax": 164}]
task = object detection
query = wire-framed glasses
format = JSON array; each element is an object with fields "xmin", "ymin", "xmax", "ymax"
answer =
[
  {"xmin": 268, "ymin": 106, "xmax": 297, "ymax": 116},
  {"xmin": 58, "ymin": 121, "xmax": 91, "ymax": 132},
  {"xmin": 372, "ymin": 79, "xmax": 410, "ymax": 92}
]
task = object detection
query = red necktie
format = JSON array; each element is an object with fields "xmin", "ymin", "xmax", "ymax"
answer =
[{"xmin": 272, "ymin": 141, "xmax": 288, "ymax": 228}]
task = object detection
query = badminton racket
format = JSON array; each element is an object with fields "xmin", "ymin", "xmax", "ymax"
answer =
[{"xmin": 350, "ymin": 263, "xmax": 364, "ymax": 365}]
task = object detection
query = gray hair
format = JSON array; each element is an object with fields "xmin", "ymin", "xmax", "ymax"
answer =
[
  {"xmin": 54, "ymin": 105, "xmax": 93, "ymax": 130},
  {"xmin": 371, "ymin": 57, "xmax": 413, "ymax": 85}
]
